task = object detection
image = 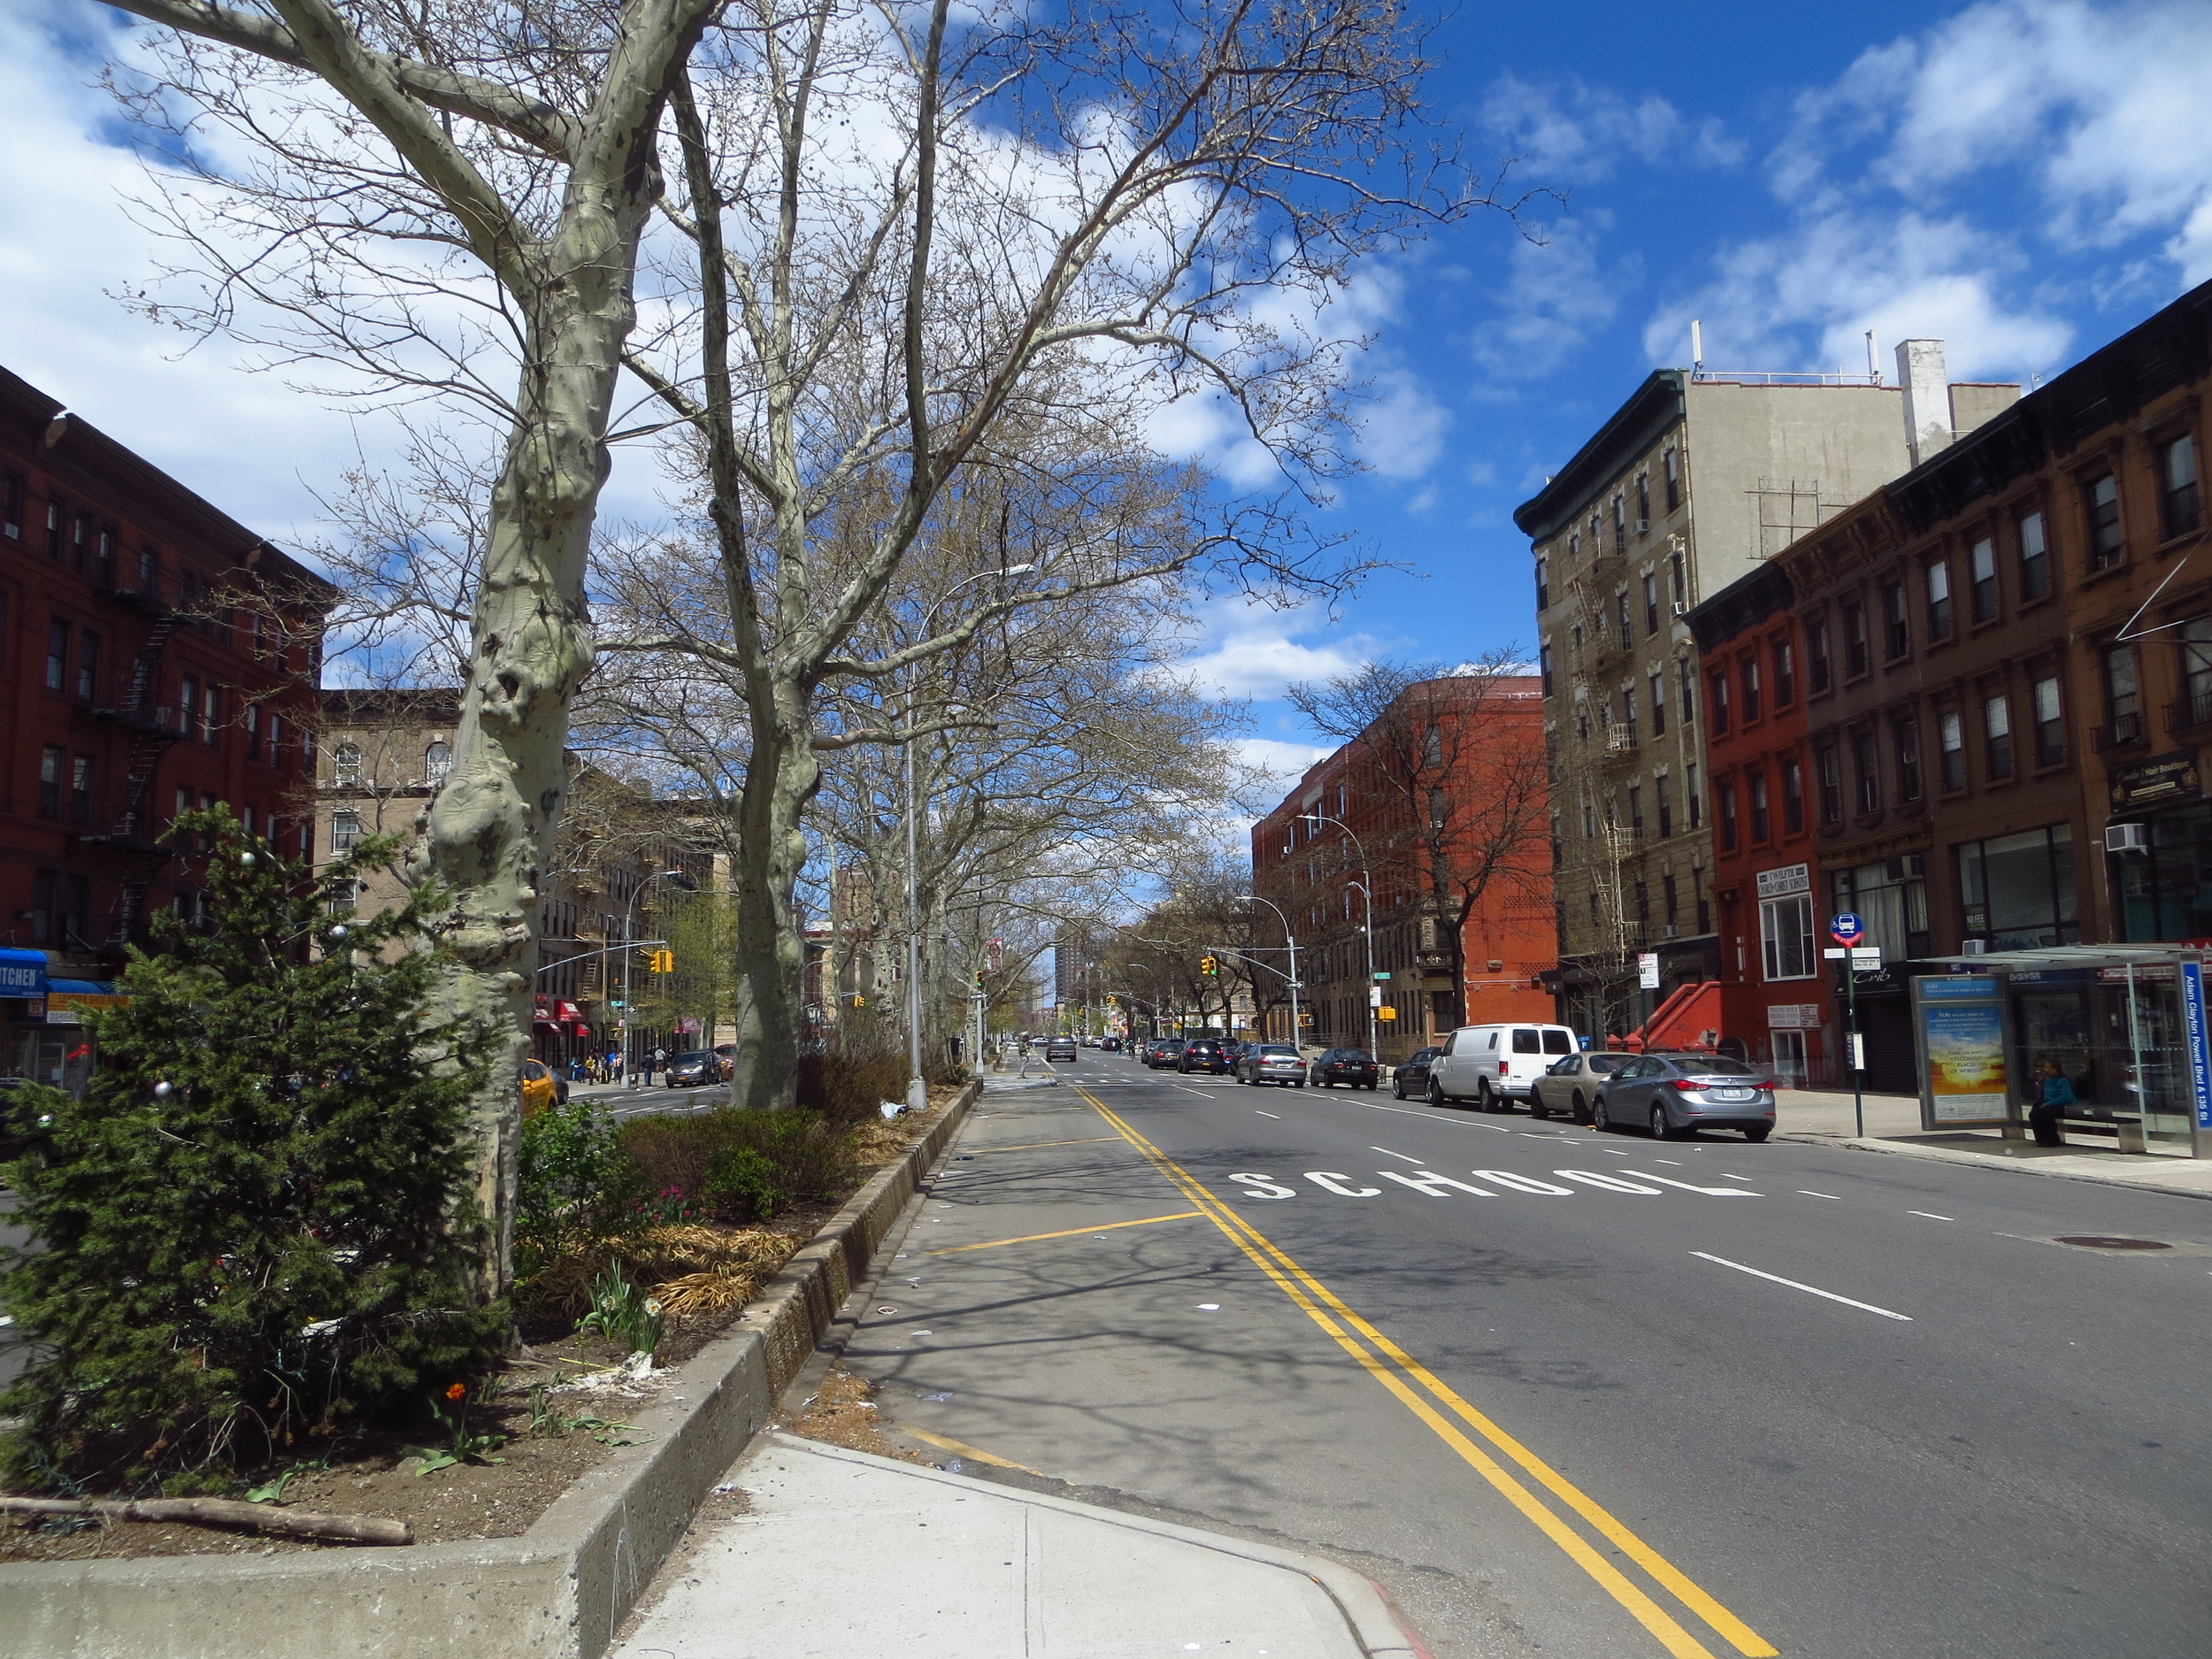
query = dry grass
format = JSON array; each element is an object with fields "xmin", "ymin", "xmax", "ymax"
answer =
[{"xmin": 520, "ymin": 1224, "xmax": 802, "ymax": 1321}]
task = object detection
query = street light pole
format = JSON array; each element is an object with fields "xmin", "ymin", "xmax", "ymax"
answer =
[
  {"xmin": 902, "ymin": 561, "xmax": 1040, "ymax": 1113},
  {"xmin": 1236, "ymin": 894, "xmax": 1300, "ymax": 1047},
  {"xmin": 620, "ymin": 866, "xmax": 696, "ymax": 1087},
  {"xmin": 1301, "ymin": 813, "xmax": 1377, "ymax": 1056}
]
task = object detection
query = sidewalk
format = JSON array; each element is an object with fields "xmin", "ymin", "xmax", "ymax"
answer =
[
  {"xmin": 1778, "ymin": 1086, "xmax": 2212, "ymax": 1202},
  {"xmin": 610, "ymin": 1434, "xmax": 1420, "ymax": 1659}
]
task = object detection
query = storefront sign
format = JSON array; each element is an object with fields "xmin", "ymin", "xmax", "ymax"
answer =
[
  {"xmin": 1756, "ymin": 862, "xmax": 1810, "ymax": 899},
  {"xmin": 0, "ymin": 949, "xmax": 48, "ymax": 998},
  {"xmin": 1914, "ymin": 975, "xmax": 2012, "ymax": 1128},
  {"xmin": 2108, "ymin": 750, "xmax": 2202, "ymax": 811},
  {"xmin": 1766, "ymin": 1003, "xmax": 1822, "ymax": 1029},
  {"xmin": 2181, "ymin": 961, "xmax": 2212, "ymax": 1134}
]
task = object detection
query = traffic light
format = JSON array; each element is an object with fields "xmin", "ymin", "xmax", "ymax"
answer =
[
  {"xmin": 649, "ymin": 949, "xmax": 674, "ymax": 973},
  {"xmin": 973, "ymin": 969, "xmax": 987, "ymax": 988},
  {"xmin": 849, "ymin": 993, "xmax": 866, "ymax": 1009},
  {"xmin": 1200, "ymin": 954, "xmax": 1218, "ymax": 977}
]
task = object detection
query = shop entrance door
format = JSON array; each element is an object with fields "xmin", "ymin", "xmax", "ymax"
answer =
[{"xmin": 1770, "ymin": 1029, "xmax": 1808, "ymax": 1086}]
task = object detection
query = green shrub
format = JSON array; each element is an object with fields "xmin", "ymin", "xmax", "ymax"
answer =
[
  {"xmin": 800, "ymin": 1041, "xmax": 908, "ymax": 1130},
  {"xmin": 516, "ymin": 1098, "xmax": 636, "ymax": 1279},
  {"xmin": 0, "ymin": 810, "xmax": 511, "ymax": 1489},
  {"xmin": 623, "ymin": 1109, "xmax": 856, "ymax": 1223}
]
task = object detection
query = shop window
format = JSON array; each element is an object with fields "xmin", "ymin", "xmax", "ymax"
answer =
[
  {"xmin": 2162, "ymin": 433, "xmax": 2200, "ymax": 539},
  {"xmin": 1926, "ymin": 558, "xmax": 1953, "ymax": 641},
  {"xmin": 2017, "ymin": 509, "xmax": 2049, "ymax": 600},
  {"xmin": 2032, "ymin": 675, "xmax": 2064, "ymax": 766},
  {"xmin": 1760, "ymin": 892, "xmax": 1816, "ymax": 981},
  {"xmin": 1970, "ymin": 535, "xmax": 1998, "ymax": 623},
  {"xmin": 1985, "ymin": 694, "xmax": 2014, "ymax": 781},
  {"xmin": 1939, "ymin": 710, "xmax": 1966, "ymax": 793},
  {"xmin": 1782, "ymin": 757, "xmax": 1804, "ymax": 833},
  {"xmin": 1854, "ymin": 731, "xmax": 1881, "ymax": 813},
  {"xmin": 2085, "ymin": 472, "xmax": 2124, "ymax": 569},
  {"xmin": 1748, "ymin": 770, "xmax": 1770, "ymax": 841},
  {"xmin": 1895, "ymin": 719, "xmax": 1923, "ymax": 803},
  {"xmin": 1957, "ymin": 825, "xmax": 2078, "ymax": 950},
  {"xmin": 1774, "ymin": 639, "xmax": 1795, "ymax": 707},
  {"xmin": 2102, "ymin": 645, "xmax": 2142, "ymax": 746}
]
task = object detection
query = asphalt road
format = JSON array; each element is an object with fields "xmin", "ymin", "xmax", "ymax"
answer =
[{"xmin": 840, "ymin": 1051, "xmax": 2212, "ymax": 1659}]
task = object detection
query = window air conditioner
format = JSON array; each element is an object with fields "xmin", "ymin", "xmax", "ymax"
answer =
[
  {"xmin": 1663, "ymin": 924, "xmax": 1680, "ymax": 939},
  {"xmin": 1633, "ymin": 518, "xmax": 1651, "ymax": 534},
  {"xmin": 2106, "ymin": 822, "xmax": 2150, "ymax": 855},
  {"xmin": 1961, "ymin": 939, "xmax": 1988, "ymax": 956},
  {"xmin": 1671, "ymin": 602, "xmax": 1689, "ymax": 618}
]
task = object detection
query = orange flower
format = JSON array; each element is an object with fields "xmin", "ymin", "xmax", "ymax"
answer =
[{"xmin": 445, "ymin": 1383, "xmax": 466, "ymax": 1402}]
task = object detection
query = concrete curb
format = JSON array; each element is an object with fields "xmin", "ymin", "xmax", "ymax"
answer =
[
  {"xmin": 757, "ymin": 1435, "xmax": 1427, "ymax": 1659},
  {"xmin": 0, "ymin": 1081, "xmax": 981, "ymax": 1659},
  {"xmin": 1839, "ymin": 1131, "xmax": 2212, "ymax": 1202}
]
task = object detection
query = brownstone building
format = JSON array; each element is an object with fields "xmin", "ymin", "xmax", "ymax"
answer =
[{"xmin": 0, "ymin": 366, "xmax": 331, "ymax": 1089}]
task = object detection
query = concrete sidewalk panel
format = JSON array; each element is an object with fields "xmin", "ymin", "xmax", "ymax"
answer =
[{"xmin": 612, "ymin": 1435, "xmax": 1418, "ymax": 1659}]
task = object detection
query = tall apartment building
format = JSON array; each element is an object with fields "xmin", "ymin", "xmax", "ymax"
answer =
[
  {"xmin": 1514, "ymin": 356, "xmax": 2013, "ymax": 1038},
  {"xmin": 0, "ymin": 367, "xmax": 332, "ymax": 1091}
]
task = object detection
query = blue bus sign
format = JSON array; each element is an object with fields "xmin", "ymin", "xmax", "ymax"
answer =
[{"xmin": 1831, "ymin": 913, "xmax": 1864, "ymax": 946}]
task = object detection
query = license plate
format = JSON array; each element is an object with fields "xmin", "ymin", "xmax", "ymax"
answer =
[{"xmin": 1712, "ymin": 1087, "xmax": 1752, "ymax": 1101}]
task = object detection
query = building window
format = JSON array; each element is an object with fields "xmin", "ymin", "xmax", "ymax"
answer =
[
  {"xmin": 1854, "ymin": 731, "xmax": 1881, "ymax": 813},
  {"xmin": 1939, "ymin": 709, "xmax": 1966, "ymax": 792},
  {"xmin": 62, "ymin": 875, "xmax": 88, "ymax": 948},
  {"xmin": 2017, "ymin": 509, "xmax": 2049, "ymax": 601},
  {"xmin": 1629, "ymin": 783, "xmax": 1644, "ymax": 836},
  {"xmin": 1540, "ymin": 643, "xmax": 1554, "ymax": 696},
  {"xmin": 1925, "ymin": 558, "xmax": 1953, "ymax": 641},
  {"xmin": 1760, "ymin": 892, "xmax": 1816, "ymax": 981},
  {"xmin": 1623, "ymin": 686, "xmax": 1639, "ymax": 746},
  {"xmin": 1748, "ymin": 770, "xmax": 1770, "ymax": 841},
  {"xmin": 1718, "ymin": 778, "xmax": 1738, "ymax": 851},
  {"xmin": 1582, "ymin": 801, "xmax": 1595, "ymax": 839},
  {"xmin": 2183, "ymin": 618, "xmax": 2212, "ymax": 727},
  {"xmin": 1649, "ymin": 671, "xmax": 1666, "ymax": 736},
  {"xmin": 45, "ymin": 498, "xmax": 64, "ymax": 557},
  {"xmin": 1709, "ymin": 670, "xmax": 1731, "ymax": 737},
  {"xmin": 2, "ymin": 472, "xmax": 20, "ymax": 540},
  {"xmin": 1686, "ymin": 764, "xmax": 1701, "ymax": 829},
  {"xmin": 1985, "ymin": 695, "xmax": 2013, "ymax": 781},
  {"xmin": 44, "ymin": 619, "xmax": 68, "ymax": 691},
  {"xmin": 96, "ymin": 525, "xmax": 115, "ymax": 587},
  {"xmin": 1882, "ymin": 581, "xmax": 1909, "ymax": 658},
  {"xmin": 2103, "ymin": 645, "xmax": 2142, "ymax": 746},
  {"xmin": 1670, "ymin": 548, "xmax": 1686, "ymax": 609},
  {"xmin": 75, "ymin": 632, "xmax": 99, "ymax": 701},
  {"xmin": 1843, "ymin": 604, "xmax": 1869, "ymax": 677},
  {"xmin": 1970, "ymin": 535, "xmax": 1998, "ymax": 623},
  {"xmin": 37, "ymin": 744, "xmax": 62, "ymax": 818},
  {"xmin": 2162, "ymin": 433, "xmax": 2200, "ymax": 539},
  {"xmin": 1643, "ymin": 572, "xmax": 1659, "ymax": 635},
  {"xmin": 1808, "ymin": 618, "xmax": 1832, "ymax": 692},
  {"xmin": 30, "ymin": 870, "xmax": 55, "ymax": 945},
  {"xmin": 1663, "ymin": 872, "xmax": 1678, "ymax": 926},
  {"xmin": 200, "ymin": 686, "xmax": 219, "ymax": 745},
  {"xmin": 426, "ymin": 741, "xmax": 452, "ymax": 784},
  {"xmin": 1637, "ymin": 473, "xmax": 1650, "ymax": 526},
  {"xmin": 1617, "ymin": 591, "xmax": 1632, "ymax": 651},
  {"xmin": 267, "ymin": 712, "xmax": 284, "ymax": 772},
  {"xmin": 1774, "ymin": 640, "xmax": 1795, "ymax": 708},
  {"xmin": 1741, "ymin": 654, "xmax": 1762, "ymax": 722},
  {"xmin": 1656, "ymin": 773, "xmax": 1673, "ymax": 839},
  {"xmin": 1896, "ymin": 719, "xmax": 1923, "ymax": 803},
  {"xmin": 2085, "ymin": 472, "xmax": 2124, "ymax": 569},
  {"xmin": 2032, "ymin": 674, "xmax": 2065, "ymax": 766},
  {"xmin": 329, "ymin": 879, "xmax": 360, "ymax": 916},
  {"xmin": 1613, "ymin": 495, "xmax": 1626, "ymax": 554},
  {"xmin": 178, "ymin": 675, "xmax": 198, "ymax": 738},
  {"xmin": 1781, "ymin": 757, "xmax": 1804, "ymax": 833},
  {"xmin": 244, "ymin": 703, "xmax": 262, "ymax": 763},
  {"xmin": 1832, "ymin": 856, "xmax": 1931, "ymax": 962},
  {"xmin": 1958, "ymin": 825, "xmax": 2078, "ymax": 949},
  {"xmin": 69, "ymin": 754, "xmax": 92, "ymax": 826},
  {"xmin": 332, "ymin": 809, "xmax": 362, "ymax": 853},
  {"xmin": 334, "ymin": 741, "xmax": 363, "ymax": 785},
  {"xmin": 1664, "ymin": 446, "xmax": 1680, "ymax": 513},
  {"xmin": 1535, "ymin": 557, "xmax": 1549, "ymax": 611},
  {"xmin": 1678, "ymin": 658, "xmax": 1695, "ymax": 725}
]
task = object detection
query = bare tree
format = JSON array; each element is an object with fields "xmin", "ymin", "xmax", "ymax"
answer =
[{"xmin": 1284, "ymin": 652, "xmax": 1551, "ymax": 1033}]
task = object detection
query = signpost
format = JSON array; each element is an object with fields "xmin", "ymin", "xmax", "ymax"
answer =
[{"xmin": 1830, "ymin": 913, "xmax": 1867, "ymax": 1136}]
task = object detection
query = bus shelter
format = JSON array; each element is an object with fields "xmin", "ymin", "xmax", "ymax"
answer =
[{"xmin": 1909, "ymin": 945, "xmax": 2212, "ymax": 1158}]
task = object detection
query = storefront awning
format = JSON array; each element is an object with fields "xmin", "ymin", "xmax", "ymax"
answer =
[
  {"xmin": 1920, "ymin": 945, "xmax": 2203, "ymax": 971},
  {"xmin": 0, "ymin": 948, "xmax": 48, "ymax": 998},
  {"xmin": 46, "ymin": 980, "xmax": 124, "ymax": 1025}
]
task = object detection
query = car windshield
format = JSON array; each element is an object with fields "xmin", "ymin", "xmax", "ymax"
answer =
[
  {"xmin": 1258, "ymin": 1046, "xmax": 1297, "ymax": 1056},
  {"xmin": 1667, "ymin": 1056, "xmax": 1756, "ymax": 1076},
  {"xmin": 1587, "ymin": 1056, "xmax": 1626, "ymax": 1073},
  {"xmin": 1335, "ymin": 1050, "xmax": 1373, "ymax": 1064},
  {"xmin": 673, "ymin": 1051, "xmax": 714, "ymax": 1064}
]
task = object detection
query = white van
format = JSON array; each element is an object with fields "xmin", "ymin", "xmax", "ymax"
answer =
[{"xmin": 1428, "ymin": 1023, "xmax": 1580, "ymax": 1111}]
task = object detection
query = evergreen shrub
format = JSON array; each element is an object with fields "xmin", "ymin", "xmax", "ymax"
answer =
[
  {"xmin": 0, "ymin": 810, "xmax": 511, "ymax": 1488},
  {"xmin": 623, "ymin": 1110, "xmax": 856, "ymax": 1223}
]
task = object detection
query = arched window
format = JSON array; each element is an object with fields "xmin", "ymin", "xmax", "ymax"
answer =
[
  {"xmin": 333, "ymin": 741, "xmax": 362, "ymax": 785},
  {"xmin": 425, "ymin": 740, "xmax": 452, "ymax": 785}
]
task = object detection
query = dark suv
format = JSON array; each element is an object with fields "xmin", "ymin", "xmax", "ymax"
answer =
[
  {"xmin": 1045, "ymin": 1035, "xmax": 1079, "ymax": 1062},
  {"xmin": 1179, "ymin": 1038, "xmax": 1235, "ymax": 1074}
]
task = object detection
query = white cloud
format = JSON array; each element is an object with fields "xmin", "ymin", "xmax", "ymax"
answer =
[
  {"xmin": 1357, "ymin": 372, "xmax": 1450, "ymax": 480},
  {"xmin": 1235, "ymin": 736, "xmax": 1335, "ymax": 795},
  {"xmin": 1179, "ymin": 599, "xmax": 1389, "ymax": 701},
  {"xmin": 1480, "ymin": 76, "xmax": 1743, "ymax": 184},
  {"xmin": 1470, "ymin": 212, "xmax": 1635, "ymax": 380}
]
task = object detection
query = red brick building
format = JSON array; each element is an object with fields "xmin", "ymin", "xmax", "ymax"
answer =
[
  {"xmin": 0, "ymin": 366, "xmax": 333, "ymax": 1089},
  {"xmin": 1250, "ymin": 672, "xmax": 1554, "ymax": 1058},
  {"xmin": 1686, "ymin": 563, "xmax": 1829, "ymax": 1082}
]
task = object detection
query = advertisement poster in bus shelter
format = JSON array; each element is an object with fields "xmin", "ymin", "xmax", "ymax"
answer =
[{"xmin": 1914, "ymin": 975, "xmax": 2014, "ymax": 1129}]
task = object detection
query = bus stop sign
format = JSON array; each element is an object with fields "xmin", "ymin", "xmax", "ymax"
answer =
[{"xmin": 1831, "ymin": 913, "xmax": 1864, "ymax": 946}]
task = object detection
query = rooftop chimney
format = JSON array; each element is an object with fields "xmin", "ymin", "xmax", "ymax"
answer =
[{"xmin": 1895, "ymin": 338, "xmax": 1952, "ymax": 467}]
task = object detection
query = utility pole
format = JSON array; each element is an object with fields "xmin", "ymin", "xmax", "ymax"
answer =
[{"xmin": 1238, "ymin": 894, "xmax": 1301, "ymax": 1048}]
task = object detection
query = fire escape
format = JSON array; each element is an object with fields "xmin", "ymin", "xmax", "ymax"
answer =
[{"xmin": 77, "ymin": 577, "xmax": 184, "ymax": 949}]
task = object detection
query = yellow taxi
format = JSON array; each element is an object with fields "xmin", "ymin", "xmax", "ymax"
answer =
[{"xmin": 519, "ymin": 1058, "xmax": 568, "ymax": 1117}]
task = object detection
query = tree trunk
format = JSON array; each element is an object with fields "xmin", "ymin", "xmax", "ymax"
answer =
[{"xmin": 727, "ymin": 676, "xmax": 820, "ymax": 1112}]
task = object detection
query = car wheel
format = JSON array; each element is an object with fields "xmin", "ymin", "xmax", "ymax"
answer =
[
  {"xmin": 1650, "ymin": 1103, "xmax": 1680, "ymax": 1141},
  {"xmin": 1744, "ymin": 1125, "xmax": 1772, "ymax": 1143},
  {"xmin": 1427, "ymin": 1077, "xmax": 1449, "ymax": 1108},
  {"xmin": 1570, "ymin": 1090, "xmax": 1590, "ymax": 1125},
  {"xmin": 1393, "ymin": 1075, "xmax": 1407, "ymax": 1098},
  {"xmin": 1295, "ymin": 1079, "xmax": 1307, "ymax": 1088},
  {"xmin": 1593, "ymin": 1095, "xmax": 1612, "ymax": 1131},
  {"xmin": 1530, "ymin": 1096, "xmax": 1549, "ymax": 1120},
  {"xmin": 1476, "ymin": 1078, "xmax": 1495, "ymax": 1112}
]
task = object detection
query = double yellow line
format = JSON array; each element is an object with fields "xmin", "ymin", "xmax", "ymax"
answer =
[{"xmin": 1075, "ymin": 1087, "xmax": 1777, "ymax": 1659}]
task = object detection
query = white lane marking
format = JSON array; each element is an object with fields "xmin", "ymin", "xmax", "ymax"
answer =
[
  {"xmin": 1603, "ymin": 1148, "xmax": 1632, "ymax": 1156},
  {"xmin": 1693, "ymin": 1252, "xmax": 1913, "ymax": 1321},
  {"xmin": 1908, "ymin": 1210, "xmax": 1955, "ymax": 1221},
  {"xmin": 1721, "ymin": 1172, "xmax": 1753, "ymax": 1180},
  {"xmin": 1305, "ymin": 1171, "xmax": 1382, "ymax": 1197},
  {"xmin": 1555, "ymin": 1169, "xmax": 1663, "ymax": 1194},
  {"xmin": 1371, "ymin": 1145, "xmax": 1425, "ymax": 1163},
  {"xmin": 1365, "ymin": 1102, "xmax": 1476, "ymax": 1123},
  {"xmin": 1255, "ymin": 1110, "xmax": 1282, "ymax": 1119},
  {"xmin": 1175, "ymin": 1086, "xmax": 1211, "ymax": 1097},
  {"xmin": 1230, "ymin": 1173, "xmax": 1296, "ymax": 1199},
  {"xmin": 1379, "ymin": 1170, "xmax": 1495, "ymax": 1197},
  {"xmin": 1473, "ymin": 1169, "xmax": 1576, "ymax": 1195},
  {"xmin": 1800, "ymin": 1190, "xmax": 1844, "ymax": 1201},
  {"xmin": 1626, "ymin": 1170, "xmax": 1763, "ymax": 1196},
  {"xmin": 1655, "ymin": 1159, "xmax": 1684, "ymax": 1165}
]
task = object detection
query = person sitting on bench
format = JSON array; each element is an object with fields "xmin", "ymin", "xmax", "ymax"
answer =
[{"xmin": 2030, "ymin": 1057, "xmax": 2075, "ymax": 1148}]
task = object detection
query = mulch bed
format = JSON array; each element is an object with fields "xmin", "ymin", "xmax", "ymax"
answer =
[{"xmin": 0, "ymin": 1088, "xmax": 960, "ymax": 1563}]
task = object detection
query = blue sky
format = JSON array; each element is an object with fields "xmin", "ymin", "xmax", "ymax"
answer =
[{"xmin": 7, "ymin": 1, "xmax": 2212, "ymax": 803}]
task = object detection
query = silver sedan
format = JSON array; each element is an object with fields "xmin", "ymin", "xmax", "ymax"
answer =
[
  {"xmin": 1591, "ymin": 1053, "xmax": 1777, "ymax": 1141},
  {"xmin": 1236, "ymin": 1044, "xmax": 1308, "ymax": 1087}
]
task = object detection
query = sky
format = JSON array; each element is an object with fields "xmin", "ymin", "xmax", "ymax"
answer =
[{"xmin": 7, "ymin": 1, "xmax": 2212, "ymax": 807}]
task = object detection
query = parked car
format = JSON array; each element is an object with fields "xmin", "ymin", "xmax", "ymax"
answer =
[
  {"xmin": 1591, "ymin": 1053, "xmax": 1776, "ymax": 1141},
  {"xmin": 1427, "ymin": 1023, "xmax": 1580, "ymax": 1111},
  {"xmin": 665, "ymin": 1049, "xmax": 723, "ymax": 1088},
  {"xmin": 1237, "ymin": 1044, "xmax": 1307, "ymax": 1087},
  {"xmin": 1046, "ymin": 1035, "xmax": 1079, "ymax": 1062},
  {"xmin": 1389, "ymin": 1047, "xmax": 1441, "ymax": 1100},
  {"xmin": 1179, "ymin": 1038, "xmax": 1235, "ymax": 1074},
  {"xmin": 1308, "ymin": 1047, "xmax": 1380, "ymax": 1089},
  {"xmin": 1527, "ymin": 1051, "xmax": 1632, "ymax": 1122},
  {"xmin": 1146, "ymin": 1038, "xmax": 1188, "ymax": 1070},
  {"xmin": 519, "ymin": 1058, "xmax": 571, "ymax": 1115}
]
